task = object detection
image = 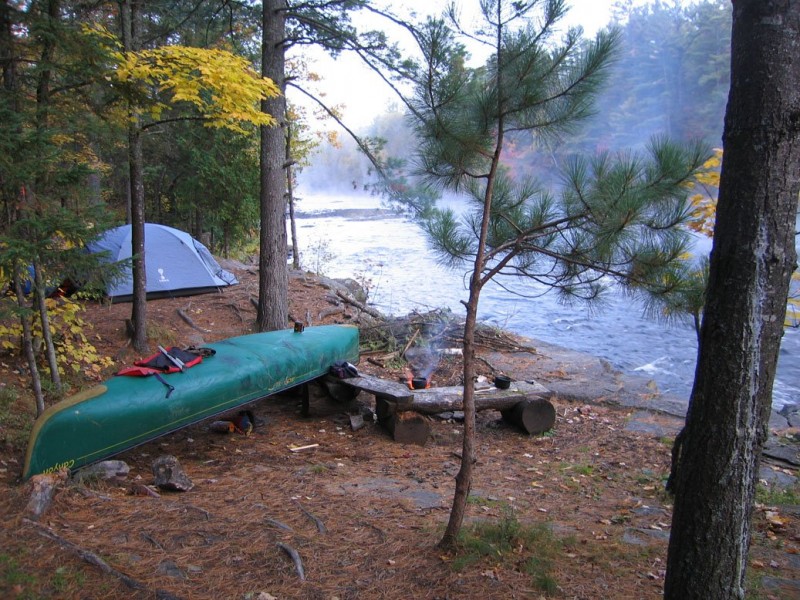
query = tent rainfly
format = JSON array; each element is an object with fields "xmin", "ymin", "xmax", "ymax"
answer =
[{"xmin": 88, "ymin": 223, "xmax": 238, "ymax": 301}]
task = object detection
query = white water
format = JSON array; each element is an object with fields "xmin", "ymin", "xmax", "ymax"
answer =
[{"xmin": 293, "ymin": 192, "xmax": 800, "ymax": 410}]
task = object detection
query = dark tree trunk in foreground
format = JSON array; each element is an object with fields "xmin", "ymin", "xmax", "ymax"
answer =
[
  {"xmin": 665, "ymin": 2, "xmax": 800, "ymax": 598},
  {"xmin": 256, "ymin": 0, "xmax": 289, "ymax": 332}
]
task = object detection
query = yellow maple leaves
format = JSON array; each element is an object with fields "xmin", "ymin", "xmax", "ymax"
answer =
[
  {"xmin": 686, "ymin": 148, "xmax": 722, "ymax": 238},
  {"xmin": 84, "ymin": 25, "xmax": 280, "ymax": 133},
  {"xmin": 684, "ymin": 147, "xmax": 800, "ymax": 328}
]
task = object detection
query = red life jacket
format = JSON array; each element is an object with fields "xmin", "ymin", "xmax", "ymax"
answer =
[
  {"xmin": 117, "ymin": 347, "xmax": 202, "ymax": 377},
  {"xmin": 116, "ymin": 347, "xmax": 204, "ymax": 397}
]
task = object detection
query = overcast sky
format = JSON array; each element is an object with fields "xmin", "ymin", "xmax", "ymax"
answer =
[{"xmin": 291, "ymin": 0, "xmax": 661, "ymax": 130}]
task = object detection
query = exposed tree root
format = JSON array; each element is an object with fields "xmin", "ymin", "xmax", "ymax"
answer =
[
  {"xmin": 276, "ymin": 542, "xmax": 306, "ymax": 581},
  {"xmin": 24, "ymin": 518, "xmax": 183, "ymax": 599}
]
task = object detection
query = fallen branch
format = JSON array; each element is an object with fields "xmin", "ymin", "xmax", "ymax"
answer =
[
  {"xmin": 277, "ymin": 542, "xmax": 306, "ymax": 580},
  {"xmin": 294, "ymin": 499, "xmax": 327, "ymax": 534},
  {"xmin": 335, "ymin": 290, "xmax": 383, "ymax": 319},
  {"xmin": 24, "ymin": 518, "xmax": 183, "ymax": 599},
  {"xmin": 177, "ymin": 308, "xmax": 211, "ymax": 333},
  {"xmin": 318, "ymin": 305, "xmax": 345, "ymax": 321},
  {"xmin": 289, "ymin": 443, "xmax": 319, "ymax": 452},
  {"xmin": 400, "ymin": 328, "xmax": 420, "ymax": 359}
]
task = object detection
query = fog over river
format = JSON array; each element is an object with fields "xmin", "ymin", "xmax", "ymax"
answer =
[{"xmin": 294, "ymin": 192, "xmax": 800, "ymax": 411}]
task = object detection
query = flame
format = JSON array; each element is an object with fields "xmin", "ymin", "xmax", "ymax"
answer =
[{"xmin": 405, "ymin": 369, "xmax": 431, "ymax": 389}]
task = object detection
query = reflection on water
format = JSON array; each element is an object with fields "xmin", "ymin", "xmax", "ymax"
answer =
[{"xmin": 294, "ymin": 193, "xmax": 800, "ymax": 409}]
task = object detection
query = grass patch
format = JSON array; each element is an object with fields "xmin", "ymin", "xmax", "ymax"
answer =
[
  {"xmin": 0, "ymin": 553, "xmax": 42, "ymax": 599},
  {"xmin": 0, "ymin": 387, "xmax": 35, "ymax": 449},
  {"xmin": 466, "ymin": 494, "xmax": 504, "ymax": 508},
  {"xmin": 452, "ymin": 507, "xmax": 562, "ymax": 594},
  {"xmin": 50, "ymin": 565, "xmax": 85, "ymax": 593},
  {"xmin": 1, "ymin": 552, "xmax": 87, "ymax": 598},
  {"xmin": 146, "ymin": 321, "xmax": 177, "ymax": 346},
  {"xmin": 756, "ymin": 482, "xmax": 800, "ymax": 506}
]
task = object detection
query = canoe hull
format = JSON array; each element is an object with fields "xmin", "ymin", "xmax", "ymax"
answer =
[{"xmin": 23, "ymin": 325, "xmax": 359, "ymax": 479}]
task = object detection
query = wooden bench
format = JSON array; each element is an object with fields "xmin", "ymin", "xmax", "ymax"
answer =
[{"xmin": 333, "ymin": 375, "xmax": 554, "ymax": 445}]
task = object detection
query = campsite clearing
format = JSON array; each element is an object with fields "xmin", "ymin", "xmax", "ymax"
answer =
[{"xmin": 1, "ymin": 265, "xmax": 798, "ymax": 599}]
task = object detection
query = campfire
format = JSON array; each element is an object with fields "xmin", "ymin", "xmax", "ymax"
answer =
[
  {"xmin": 402, "ymin": 330, "xmax": 446, "ymax": 390},
  {"xmin": 404, "ymin": 368, "xmax": 431, "ymax": 390}
]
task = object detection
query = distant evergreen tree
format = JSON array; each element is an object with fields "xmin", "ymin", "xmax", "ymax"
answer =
[{"xmin": 428, "ymin": 0, "xmax": 731, "ymax": 186}]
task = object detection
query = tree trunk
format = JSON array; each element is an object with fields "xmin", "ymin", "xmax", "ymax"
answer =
[
  {"xmin": 121, "ymin": 0, "xmax": 147, "ymax": 352},
  {"xmin": 30, "ymin": 1, "xmax": 62, "ymax": 392},
  {"xmin": 286, "ymin": 122, "xmax": 300, "ymax": 271},
  {"xmin": 13, "ymin": 270, "xmax": 45, "ymax": 416},
  {"xmin": 0, "ymin": 2, "xmax": 16, "ymax": 97},
  {"xmin": 128, "ymin": 124, "xmax": 147, "ymax": 352},
  {"xmin": 439, "ymin": 293, "xmax": 478, "ymax": 548},
  {"xmin": 32, "ymin": 263, "xmax": 61, "ymax": 392},
  {"xmin": 664, "ymin": 3, "xmax": 800, "ymax": 598},
  {"xmin": 256, "ymin": 0, "xmax": 289, "ymax": 332}
]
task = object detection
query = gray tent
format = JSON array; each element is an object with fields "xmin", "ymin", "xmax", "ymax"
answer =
[{"xmin": 88, "ymin": 223, "xmax": 238, "ymax": 301}]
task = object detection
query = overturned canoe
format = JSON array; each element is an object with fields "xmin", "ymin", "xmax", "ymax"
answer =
[{"xmin": 23, "ymin": 325, "xmax": 359, "ymax": 479}]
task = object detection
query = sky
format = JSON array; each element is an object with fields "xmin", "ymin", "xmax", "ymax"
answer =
[{"xmin": 290, "ymin": 0, "xmax": 645, "ymax": 130}]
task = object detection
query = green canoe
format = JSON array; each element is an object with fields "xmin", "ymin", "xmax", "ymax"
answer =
[{"xmin": 23, "ymin": 325, "xmax": 359, "ymax": 479}]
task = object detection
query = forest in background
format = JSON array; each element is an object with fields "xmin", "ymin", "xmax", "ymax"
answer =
[
  {"xmin": 0, "ymin": 1, "xmax": 731, "ymax": 260},
  {"xmin": 303, "ymin": 0, "xmax": 731, "ymax": 195}
]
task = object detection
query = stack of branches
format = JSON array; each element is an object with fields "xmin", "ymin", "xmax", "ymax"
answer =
[{"xmin": 359, "ymin": 308, "xmax": 534, "ymax": 357}]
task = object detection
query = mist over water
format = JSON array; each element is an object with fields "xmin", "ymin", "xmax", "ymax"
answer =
[{"xmin": 293, "ymin": 191, "xmax": 800, "ymax": 411}]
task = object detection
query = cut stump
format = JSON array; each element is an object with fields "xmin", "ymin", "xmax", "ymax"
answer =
[
  {"xmin": 501, "ymin": 398, "xmax": 556, "ymax": 435},
  {"xmin": 376, "ymin": 397, "xmax": 430, "ymax": 445}
]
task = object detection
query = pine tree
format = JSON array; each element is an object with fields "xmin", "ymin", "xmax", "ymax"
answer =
[{"xmin": 400, "ymin": 0, "xmax": 709, "ymax": 547}]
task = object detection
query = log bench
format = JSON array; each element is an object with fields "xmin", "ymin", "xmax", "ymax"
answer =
[{"xmin": 335, "ymin": 375, "xmax": 555, "ymax": 445}]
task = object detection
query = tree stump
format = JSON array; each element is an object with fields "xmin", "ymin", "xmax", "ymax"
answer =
[
  {"xmin": 376, "ymin": 397, "xmax": 430, "ymax": 445},
  {"xmin": 501, "ymin": 398, "xmax": 556, "ymax": 435},
  {"xmin": 25, "ymin": 469, "xmax": 69, "ymax": 520}
]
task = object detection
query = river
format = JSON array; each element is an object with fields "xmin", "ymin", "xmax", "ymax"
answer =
[{"xmin": 294, "ymin": 192, "xmax": 800, "ymax": 410}]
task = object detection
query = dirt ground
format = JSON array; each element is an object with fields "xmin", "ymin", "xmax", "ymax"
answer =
[{"xmin": 1, "ymin": 264, "xmax": 799, "ymax": 599}]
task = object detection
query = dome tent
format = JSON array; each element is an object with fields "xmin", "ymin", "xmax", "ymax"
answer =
[{"xmin": 87, "ymin": 223, "xmax": 238, "ymax": 301}]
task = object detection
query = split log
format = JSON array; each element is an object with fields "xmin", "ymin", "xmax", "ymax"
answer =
[
  {"xmin": 501, "ymin": 397, "xmax": 557, "ymax": 435},
  {"xmin": 376, "ymin": 398, "xmax": 430, "ymax": 445},
  {"xmin": 334, "ymin": 374, "xmax": 414, "ymax": 408},
  {"xmin": 408, "ymin": 381, "xmax": 551, "ymax": 414}
]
